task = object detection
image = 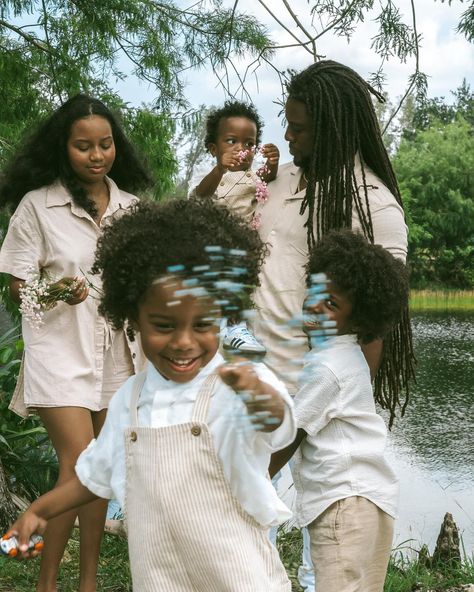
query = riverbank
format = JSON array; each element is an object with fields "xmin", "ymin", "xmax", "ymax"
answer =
[
  {"xmin": 410, "ymin": 290, "xmax": 474, "ymax": 311},
  {"xmin": 1, "ymin": 527, "xmax": 473, "ymax": 591}
]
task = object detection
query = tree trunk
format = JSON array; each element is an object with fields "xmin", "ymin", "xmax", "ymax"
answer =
[
  {"xmin": 432, "ymin": 512, "xmax": 461, "ymax": 565},
  {"xmin": 0, "ymin": 459, "xmax": 17, "ymax": 532}
]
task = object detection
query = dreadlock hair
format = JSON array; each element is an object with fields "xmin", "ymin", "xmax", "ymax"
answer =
[
  {"xmin": 0, "ymin": 94, "xmax": 153, "ymax": 217},
  {"xmin": 92, "ymin": 198, "xmax": 266, "ymax": 331},
  {"xmin": 287, "ymin": 60, "xmax": 416, "ymax": 425},
  {"xmin": 204, "ymin": 100, "xmax": 264, "ymax": 149}
]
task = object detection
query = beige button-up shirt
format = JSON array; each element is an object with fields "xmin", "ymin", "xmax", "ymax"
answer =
[
  {"xmin": 189, "ymin": 169, "xmax": 259, "ymax": 222},
  {"xmin": 252, "ymin": 160, "xmax": 408, "ymax": 393},
  {"xmin": 0, "ymin": 179, "xmax": 143, "ymax": 414}
]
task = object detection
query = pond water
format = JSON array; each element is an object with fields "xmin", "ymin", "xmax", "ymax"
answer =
[{"xmin": 383, "ymin": 311, "xmax": 474, "ymax": 558}]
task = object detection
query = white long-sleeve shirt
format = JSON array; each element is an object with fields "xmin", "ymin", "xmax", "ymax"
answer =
[{"xmin": 76, "ymin": 352, "xmax": 296, "ymax": 527}]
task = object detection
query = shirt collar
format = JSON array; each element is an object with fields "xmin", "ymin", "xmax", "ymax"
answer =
[
  {"xmin": 45, "ymin": 177, "xmax": 127, "ymax": 219},
  {"xmin": 287, "ymin": 163, "xmax": 303, "ymax": 195}
]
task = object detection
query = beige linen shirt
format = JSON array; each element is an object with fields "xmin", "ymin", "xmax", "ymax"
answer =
[
  {"xmin": 252, "ymin": 159, "xmax": 408, "ymax": 393},
  {"xmin": 189, "ymin": 169, "xmax": 259, "ymax": 222},
  {"xmin": 0, "ymin": 179, "xmax": 143, "ymax": 415}
]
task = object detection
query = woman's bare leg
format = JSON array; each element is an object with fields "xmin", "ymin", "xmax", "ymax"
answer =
[
  {"xmin": 35, "ymin": 407, "xmax": 107, "ymax": 592},
  {"xmin": 77, "ymin": 409, "xmax": 108, "ymax": 592}
]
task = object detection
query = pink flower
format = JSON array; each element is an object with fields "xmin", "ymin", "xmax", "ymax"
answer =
[
  {"xmin": 255, "ymin": 179, "xmax": 268, "ymax": 203},
  {"xmin": 250, "ymin": 212, "xmax": 262, "ymax": 230},
  {"xmin": 238, "ymin": 149, "xmax": 250, "ymax": 163}
]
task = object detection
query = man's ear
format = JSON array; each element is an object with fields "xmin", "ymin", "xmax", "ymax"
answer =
[{"xmin": 208, "ymin": 143, "xmax": 217, "ymax": 157}]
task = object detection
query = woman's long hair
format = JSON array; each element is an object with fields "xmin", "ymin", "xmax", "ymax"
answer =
[
  {"xmin": 0, "ymin": 94, "xmax": 152, "ymax": 217},
  {"xmin": 288, "ymin": 60, "xmax": 416, "ymax": 425}
]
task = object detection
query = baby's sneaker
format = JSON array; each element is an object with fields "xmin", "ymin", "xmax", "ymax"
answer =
[{"xmin": 223, "ymin": 322, "xmax": 266, "ymax": 355}]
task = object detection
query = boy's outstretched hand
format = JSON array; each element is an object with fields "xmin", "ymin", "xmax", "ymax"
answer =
[
  {"xmin": 219, "ymin": 360, "xmax": 285, "ymax": 432},
  {"xmin": 4, "ymin": 510, "xmax": 47, "ymax": 559}
]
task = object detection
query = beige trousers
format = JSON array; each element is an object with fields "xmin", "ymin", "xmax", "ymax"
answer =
[{"xmin": 307, "ymin": 496, "xmax": 394, "ymax": 592}]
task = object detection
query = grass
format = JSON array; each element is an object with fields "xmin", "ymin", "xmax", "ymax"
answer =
[
  {"xmin": 1, "ymin": 528, "xmax": 473, "ymax": 592},
  {"xmin": 410, "ymin": 290, "xmax": 474, "ymax": 311}
]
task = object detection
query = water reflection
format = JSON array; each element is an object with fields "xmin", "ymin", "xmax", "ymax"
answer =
[{"xmin": 381, "ymin": 311, "xmax": 474, "ymax": 556}]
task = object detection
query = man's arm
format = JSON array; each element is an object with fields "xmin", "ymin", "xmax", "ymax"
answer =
[{"xmin": 361, "ymin": 338, "xmax": 383, "ymax": 381}]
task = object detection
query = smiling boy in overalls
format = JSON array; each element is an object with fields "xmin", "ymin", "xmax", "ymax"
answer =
[{"xmin": 5, "ymin": 199, "xmax": 295, "ymax": 591}]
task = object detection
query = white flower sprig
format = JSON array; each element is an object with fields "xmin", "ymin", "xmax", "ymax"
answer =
[{"xmin": 19, "ymin": 268, "xmax": 81, "ymax": 329}]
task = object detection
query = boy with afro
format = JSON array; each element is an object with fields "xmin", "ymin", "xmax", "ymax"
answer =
[{"xmin": 270, "ymin": 229, "xmax": 410, "ymax": 592}]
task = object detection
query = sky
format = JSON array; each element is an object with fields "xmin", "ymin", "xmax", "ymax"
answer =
[{"xmin": 116, "ymin": 0, "xmax": 474, "ymax": 161}]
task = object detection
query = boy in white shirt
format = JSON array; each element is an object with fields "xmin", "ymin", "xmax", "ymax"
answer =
[
  {"xmin": 6, "ymin": 199, "xmax": 295, "ymax": 591},
  {"xmin": 270, "ymin": 229, "xmax": 410, "ymax": 592}
]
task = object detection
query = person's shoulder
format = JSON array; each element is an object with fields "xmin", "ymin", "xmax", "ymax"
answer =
[
  {"xmin": 305, "ymin": 337, "xmax": 367, "ymax": 379},
  {"xmin": 272, "ymin": 161, "xmax": 298, "ymax": 178},
  {"xmin": 11, "ymin": 184, "xmax": 56, "ymax": 218},
  {"xmin": 105, "ymin": 177, "xmax": 138, "ymax": 206},
  {"xmin": 357, "ymin": 164, "xmax": 400, "ymax": 208}
]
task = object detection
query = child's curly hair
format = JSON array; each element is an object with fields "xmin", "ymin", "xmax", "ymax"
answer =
[
  {"xmin": 92, "ymin": 198, "xmax": 266, "ymax": 329},
  {"xmin": 307, "ymin": 230, "xmax": 409, "ymax": 344},
  {"xmin": 204, "ymin": 101, "xmax": 264, "ymax": 149}
]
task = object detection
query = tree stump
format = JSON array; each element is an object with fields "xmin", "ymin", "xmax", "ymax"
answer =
[{"xmin": 432, "ymin": 512, "xmax": 461, "ymax": 565}]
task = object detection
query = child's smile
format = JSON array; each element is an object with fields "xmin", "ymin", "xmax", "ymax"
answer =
[
  {"xmin": 304, "ymin": 280, "xmax": 353, "ymax": 337},
  {"xmin": 134, "ymin": 277, "xmax": 220, "ymax": 383}
]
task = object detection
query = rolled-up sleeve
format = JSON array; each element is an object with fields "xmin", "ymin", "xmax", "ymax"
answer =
[
  {"xmin": 368, "ymin": 188, "xmax": 408, "ymax": 263},
  {"xmin": 75, "ymin": 388, "xmax": 127, "ymax": 503},
  {"xmin": 295, "ymin": 363, "xmax": 339, "ymax": 437},
  {"xmin": 0, "ymin": 204, "xmax": 44, "ymax": 278},
  {"xmin": 254, "ymin": 363, "xmax": 297, "ymax": 451}
]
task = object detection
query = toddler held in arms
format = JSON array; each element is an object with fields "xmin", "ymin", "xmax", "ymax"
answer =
[{"xmin": 189, "ymin": 101, "xmax": 280, "ymax": 356}]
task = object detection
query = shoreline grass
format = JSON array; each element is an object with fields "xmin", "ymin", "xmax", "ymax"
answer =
[
  {"xmin": 1, "ymin": 528, "xmax": 473, "ymax": 592},
  {"xmin": 410, "ymin": 290, "xmax": 474, "ymax": 311}
]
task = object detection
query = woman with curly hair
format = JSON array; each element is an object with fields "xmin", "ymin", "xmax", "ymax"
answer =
[
  {"xmin": 7, "ymin": 198, "xmax": 295, "ymax": 592},
  {"xmin": 0, "ymin": 94, "xmax": 152, "ymax": 592},
  {"xmin": 270, "ymin": 229, "xmax": 410, "ymax": 592}
]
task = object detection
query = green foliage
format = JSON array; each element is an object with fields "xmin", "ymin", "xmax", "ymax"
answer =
[
  {"xmin": 0, "ymin": 1, "xmax": 273, "ymax": 109},
  {"xmin": 394, "ymin": 116, "xmax": 474, "ymax": 288},
  {"xmin": 403, "ymin": 80, "xmax": 474, "ymax": 140},
  {"xmin": 121, "ymin": 106, "xmax": 177, "ymax": 200},
  {"xmin": 0, "ymin": 323, "xmax": 58, "ymax": 500}
]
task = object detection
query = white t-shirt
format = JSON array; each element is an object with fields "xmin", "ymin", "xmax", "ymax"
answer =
[
  {"xmin": 76, "ymin": 352, "xmax": 296, "ymax": 527},
  {"xmin": 292, "ymin": 335, "xmax": 399, "ymax": 526}
]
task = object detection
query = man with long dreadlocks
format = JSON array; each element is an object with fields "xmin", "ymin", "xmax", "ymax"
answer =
[{"xmin": 253, "ymin": 60, "xmax": 416, "ymax": 591}]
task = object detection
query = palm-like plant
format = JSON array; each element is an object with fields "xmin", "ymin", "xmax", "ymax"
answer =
[{"xmin": 0, "ymin": 323, "xmax": 58, "ymax": 502}]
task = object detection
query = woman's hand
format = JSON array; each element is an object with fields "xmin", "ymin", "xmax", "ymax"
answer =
[
  {"xmin": 219, "ymin": 360, "xmax": 285, "ymax": 432},
  {"xmin": 50, "ymin": 276, "xmax": 89, "ymax": 306}
]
